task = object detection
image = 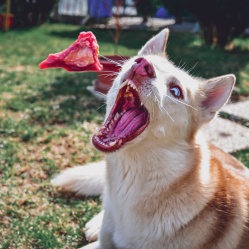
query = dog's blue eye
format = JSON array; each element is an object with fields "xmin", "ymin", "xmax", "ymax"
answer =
[{"xmin": 169, "ymin": 84, "xmax": 183, "ymax": 99}]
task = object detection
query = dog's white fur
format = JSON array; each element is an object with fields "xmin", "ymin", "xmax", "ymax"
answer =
[
  {"xmin": 52, "ymin": 161, "xmax": 105, "ymax": 196},
  {"xmin": 52, "ymin": 29, "xmax": 249, "ymax": 249}
]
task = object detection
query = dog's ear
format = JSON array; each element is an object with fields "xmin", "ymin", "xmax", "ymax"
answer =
[
  {"xmin": 200, "ymin": 74, "xmax": 235, "ymax": 123},
  {"xmin": 138, "ymin": 28, "xmax": 169, "ymax": 56}
]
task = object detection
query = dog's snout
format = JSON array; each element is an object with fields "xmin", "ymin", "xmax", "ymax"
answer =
[{"xmin": 131, "ymin": 57, "xmax": 155, "ymax": 78}]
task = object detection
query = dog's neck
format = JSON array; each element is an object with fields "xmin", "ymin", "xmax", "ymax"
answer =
[
  {"xmin": 105, "ymin": 130, "xmax": 215, "ymax": 238},
  {"xmin": 106, "ymin": 130, "xmax": 211, "ymax": 190}
]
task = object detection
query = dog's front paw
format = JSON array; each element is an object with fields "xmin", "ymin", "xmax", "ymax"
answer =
[
  {"xmin": 79, "ymin": 241, "xmax": 100, "ymax": 249},
  {"xmin": 84, "ymin": 211, "xmax": 104, "ymax": 242}
]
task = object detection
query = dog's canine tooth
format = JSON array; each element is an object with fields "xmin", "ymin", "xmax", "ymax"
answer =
[
  {"xmin": 97, "ymin": 131, "xmax": 102, "ymax": 136},
  {"xmin": 120, "ymin": 80, "xmax": 129, "ymax": 90},
  {"xmin": 109, "ymin": 141, "xmax": 117, "ymax": 147},
  {"xmin": 128, "ymin": 80, "xmax": 135, "ymax": 89}
]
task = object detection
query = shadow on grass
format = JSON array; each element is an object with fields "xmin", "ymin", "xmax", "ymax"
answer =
[{"xmin": 25, "ymin": 73, "xmax": 106, "ymax": 126}]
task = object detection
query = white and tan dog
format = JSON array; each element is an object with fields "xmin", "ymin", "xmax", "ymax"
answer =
[{"xmin": 52, "ymin": 29, "xmax": 249, "ymax": 249}]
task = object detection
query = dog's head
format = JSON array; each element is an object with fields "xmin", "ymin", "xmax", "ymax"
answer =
[{"xmin": 92, "ymin": 29, "xmax": 235, "ymax": 153}]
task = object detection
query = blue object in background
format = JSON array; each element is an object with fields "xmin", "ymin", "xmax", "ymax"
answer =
[
  {"xmin": 155, "ymin": 7, "xmax": 173, "ymax": 19},
  {"xmin": 88, "ymin": 0, "xmax": 113, "ymax": 18}
]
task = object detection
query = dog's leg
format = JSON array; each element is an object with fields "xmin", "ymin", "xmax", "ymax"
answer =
[
  {"xmin": 51, "ymin": 161, "xmax": 106, "ymax": 196},
  {"xmin": 98, "ymin": 210, "xmax": 117, "ymax": 249},
  {"xmin": 79, "ymin": 241, "xmax": 100, "ymax": 249},
  {"xmin": 84, "ymin": 210, "xmax": 104, "ymax": 242},
  {"xmin": 99, "ymin": 230, "xmax": 116, "ymax": 249}
]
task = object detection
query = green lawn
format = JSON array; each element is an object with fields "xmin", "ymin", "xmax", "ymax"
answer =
[{"xmin": 0, "ymin": 23, "xmax": 249, "ymax": 248}]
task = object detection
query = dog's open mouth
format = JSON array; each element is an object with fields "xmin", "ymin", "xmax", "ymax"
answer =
[{"xmin": 92, "ymin": 79, "xmax": 150, "ymax": 153}]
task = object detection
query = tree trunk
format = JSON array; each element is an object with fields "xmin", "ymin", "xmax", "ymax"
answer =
[
  {"xmin": 199, "ymin": 22, "xmax": 214, "ymax": 45},
  {"xmin": 215, "ymin": 24, "xmax": 230, "ymax": 48}
]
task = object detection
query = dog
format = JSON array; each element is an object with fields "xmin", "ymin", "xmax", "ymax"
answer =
[{"xmin": 52, "ymin": 28, "xmax": 249, "ymax": 249}]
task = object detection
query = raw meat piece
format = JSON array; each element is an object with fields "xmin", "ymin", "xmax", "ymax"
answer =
[{"xmin": 39, "ymin": 31, "xmax": 103, "ymax": 72}]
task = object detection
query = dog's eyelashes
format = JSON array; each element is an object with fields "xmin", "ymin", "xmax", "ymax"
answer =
[{"xmin": 169, "ymin": 83, "xmax": 183, "ymax": 99}]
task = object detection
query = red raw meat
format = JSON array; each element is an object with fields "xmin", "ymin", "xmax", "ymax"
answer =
[{"xmin": 39, "ymin": 31, "xmax": 103, "ymax": 72}]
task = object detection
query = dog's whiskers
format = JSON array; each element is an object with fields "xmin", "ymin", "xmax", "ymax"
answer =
[
  {"xmin": 101, "ymin": 70, "xmax": 119, "ymax": 74},
  {"xmin": 101, "ymin": 74, "xmax": 117, "ymax": 79},
  {"xmin": 115, "ymin": 54, "xmax": 129, "ymax": 64},
  {"xmin": 97, "ymin": 102, "xmax": 107, "ymax": 111},
  {"xmin": 99, "ymin": 54, "xmax": 123, "ymax": 67},
  {"xmin": 153, "ymin": 93, "xmax": 174, "ymax": 122},
  {"xmin": 94, "ymin": 91, "xmax": 107, "ymax": 98},
  {"xmin": 187, "ymin": 62, "xmax": 198, "ymax": 74},
  {"xmin": 166, "ymin": 94, "xmax": 197, "ymax": 110},
  {"xmin": 146, "ymin": 91, "xmax": 152, "ymax": 97},
  {"xmin": 178, "ymin": 60, "xmax": 187, "ymax": 70}
]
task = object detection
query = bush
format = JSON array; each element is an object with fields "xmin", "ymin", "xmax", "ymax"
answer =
[
  {"xmin": 161, "ymin": 0, "xmax": 188, "ymax": 23},
  {"xmin": 187, "ymin": 0, "xmax": 249, "ymax": 47},
  {"xmin": 162, "ymin": 0, "xmax": 249, "ymax": 47},
  {"xmin": 0, "ymin": 0, "xmax": 56, "ymax": 27},
  {"xmin": 135, "ymin": 0, "xmax": 161, "ymax": 23}
]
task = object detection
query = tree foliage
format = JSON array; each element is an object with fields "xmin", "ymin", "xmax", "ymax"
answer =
[
  {"xmin": 0, "ymin": 0, "xmax": 56, "ymax": 27},
  {"xmin": 136, "ymin": 0, "xmax": 161, "ymax": 23},
  {"xmin": 161, "ymin": 0, "xmax": 188, "ymax": 23},
  {"xmin": 162, "ymin": 0, "xmax": 249, "ymax": 47}
]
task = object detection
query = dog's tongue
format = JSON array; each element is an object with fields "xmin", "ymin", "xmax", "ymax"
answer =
[
  {"xmin": 103, "ymin": 108, "xmax": 140, "ymax": 139},
  {"xmin": 39, "ymin": 31, "xmax": 103, "ymax": 72},
  {"xmin": 112, "ymin": 109, "xmax": 144, "ymax": 138}
]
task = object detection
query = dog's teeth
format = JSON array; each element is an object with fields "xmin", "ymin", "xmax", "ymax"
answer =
[
  {"xmin": 141, "ymin": 101, "xmax": 144, "ymax": 106},
  {"xmin": 127, "ymin": 80, "xmax": 133, "ymax": 88},
  {"xmin": 114, "ymin": 113, "xmax": 120, "ymax": 120},
  {"xmin": 120, "ymin": 80, "xmax": 128, "ymax": 89},
  {"xmin": 128, "ymin": 81, "xmax": 136, "ymax": 90},
  {"xmin": 109, "ymin": 141, "xmax": 117, "ymax": 147}
]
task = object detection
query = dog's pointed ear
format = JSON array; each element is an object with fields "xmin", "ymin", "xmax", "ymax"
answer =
[
  {"xmin": 200, "ymin": 74, "xmax": 235, "ymax": 123},
  {"xmin": 138, "ymin": 28, "xmax": 169, "ymax": 56}
]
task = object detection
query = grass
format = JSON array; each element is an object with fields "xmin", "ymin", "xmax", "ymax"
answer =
[{"xmin": 0, "ymin": 22, "xmax": 249, "ymax": 248}]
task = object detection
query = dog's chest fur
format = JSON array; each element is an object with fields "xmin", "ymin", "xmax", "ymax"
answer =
[
  {"xmin": 104, "ymin": 142, "xmax": 249, "ymax": 249},
  {"xmin": 104, "ymin": 140, "xmax": 209, "ymax": 248}
]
